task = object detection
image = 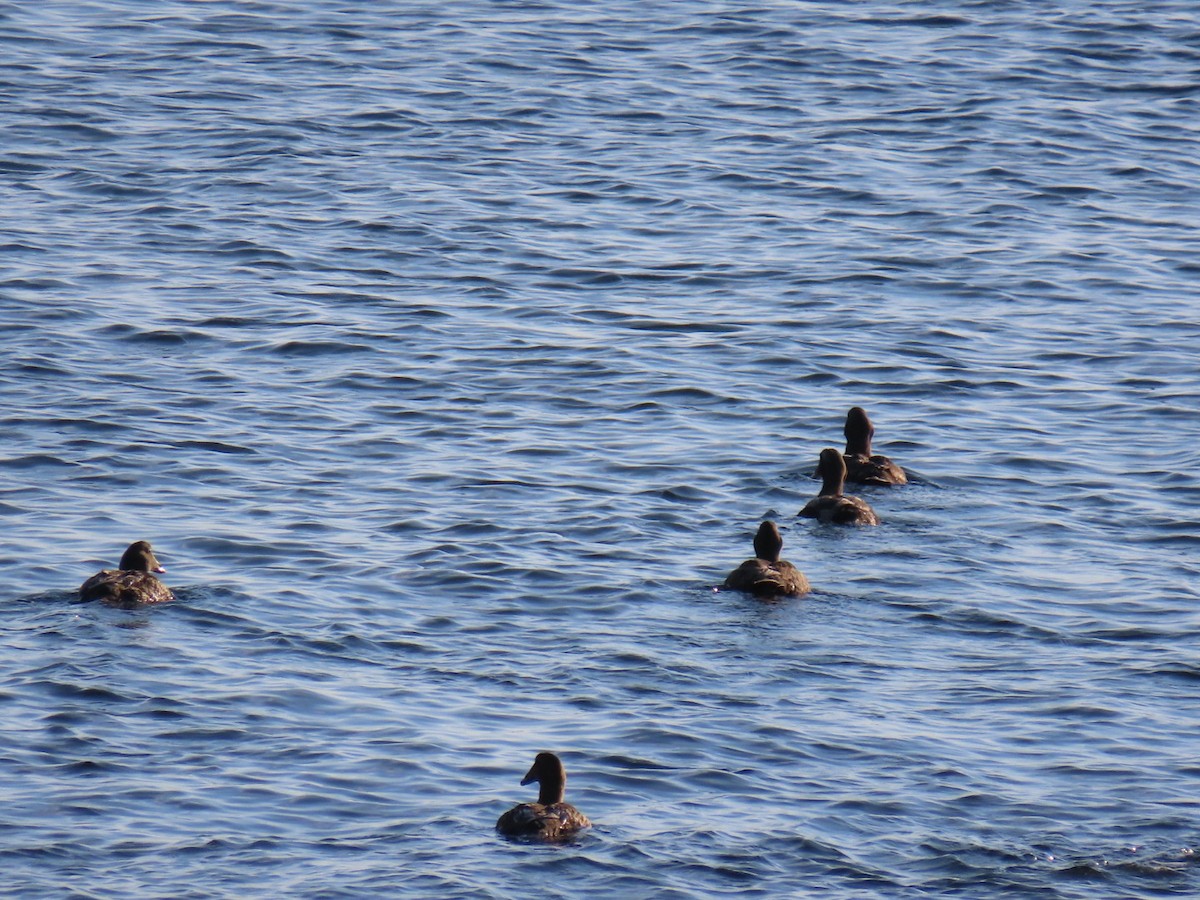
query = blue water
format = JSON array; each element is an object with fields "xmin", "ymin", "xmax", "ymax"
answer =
[{"xmin": 2, "ymin": 1, "xmax": 1199, "ymax": 896}]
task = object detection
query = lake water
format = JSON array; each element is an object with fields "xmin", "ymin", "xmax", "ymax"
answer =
[{"xmin": 2, "ymin": 1, "xmax": 1199, "ymax": 897}]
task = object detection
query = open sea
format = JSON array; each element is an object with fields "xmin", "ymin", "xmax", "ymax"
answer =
[{"xmin": 2, "ymin": 1, "xmax": 1199, "ymax": 897}]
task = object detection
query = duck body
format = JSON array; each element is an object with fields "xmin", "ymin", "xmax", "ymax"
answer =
[
  {"xmin": 841, "ymin": 406, "xmax": 906, "ymax": 486},
  {"xmin": 79, "ymin": 541, "xmax": 173, "ymax": 607},
  {"xmin": 724, "ymin": 521, "xmax": 810, "ymax": 597},
  {"xmin": 799, "ymin": 493, "xmax": 880, "ymax": 526},
  {"xmin": 497, "ymin": 752, "xmax": 590, "ymax": 842},
  {"xmin": 800, "ymin": 449, "xmax": 880, "ymax": 526},
  {"xmin": 495, "ymin": 800, "xmax": 591, "ymax": 841},
  {"xmin": 724, "ymin": 558, "xmax": 809, "ymax": 597},
  {"xmin": 843, "ymin": 452, "xmax": 906, "ymax": 487}
]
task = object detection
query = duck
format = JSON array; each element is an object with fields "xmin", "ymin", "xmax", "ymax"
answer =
[
  {"xmin": 496, "ymin": 752, "xmax": 591, "ymax": 842},
  {"xmin": 841, "ymin": 406, "xmax": 906, "ymax": 485},
  {"xmin": 79, "ymin": 541, "xmax": 174, "ymax": 607},
  {"xmin": 723, "ymin": 521, "xmax": 810, "ymax": 597},
  {"xmin": 800, "ymin": 448, "xmax": 880, "ymax": 525}
]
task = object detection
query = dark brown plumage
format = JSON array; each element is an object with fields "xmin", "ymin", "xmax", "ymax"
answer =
[
  {"xmin": 800, "ymin": 449, "xmax": 880, "ymax": 525},
  {"xmin": 842, "ymin": 406, "xmax": 907, "ymax": 486},
  {"xmin": 79, "ymin": 541, "xmax": 173, "ymax": 607},
  {"xmin": 724, "ymin": 521, "xmax": 810, "ymax": 597},
  {"xmin": 496, "ymin": 752, "xmax": 591, "ymax": 842}
]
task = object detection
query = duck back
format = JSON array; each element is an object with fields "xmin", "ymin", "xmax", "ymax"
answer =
[
  {"xmin": 724, "ymin": 558, "xmax": 810, "ymax": 597},
  {"xmin": 799, "ymin": 494, "xmax": 880, "ymax": 526},
  {"xmin": 496, "ymin": 801, "xmax": 591, "ymax": 841},
  {"xmin": 79, "ymin": 570, "xmax": 173, "ymax": 606},
  {"xmin": 844, "ymin": 453, "xmax": 907, "ymax": 486}
]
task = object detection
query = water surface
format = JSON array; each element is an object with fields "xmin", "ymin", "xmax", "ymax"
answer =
[{"xmin": 2, "ymin": 2, "xmax": 1199, "ymax": 897}]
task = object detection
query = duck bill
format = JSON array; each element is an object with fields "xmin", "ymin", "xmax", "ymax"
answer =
[
  {"xmin": 520, "ymin": 765, "xmax": 538, "ymax": 786},
  {"xmin": 154, "ymin": 566, "xmax": 166, "ymax": 573}
]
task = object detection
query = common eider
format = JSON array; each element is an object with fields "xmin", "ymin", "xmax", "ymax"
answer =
[
  {"xmin": 79, "ymin": 541, "xmax": 173, "ymax": 607},
  {"xmin": 841, "ymin": 406, "xmax": 907, "ymax": 486},
  {"xmin": 800, "ymin": 449, "xmax": 881, "ymax": 526},
  {"xmin": 496, "ymin": 752, "xmax": 591, "ymax": 842},
  {"xmin": 724, "ymin": 521, "xmax": 810, "ymax": 597}
]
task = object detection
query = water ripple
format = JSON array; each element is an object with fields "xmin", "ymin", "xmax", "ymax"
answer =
[{"xmin": 1, "ymin": 0, "xmax": 1199, "ymax": 897}]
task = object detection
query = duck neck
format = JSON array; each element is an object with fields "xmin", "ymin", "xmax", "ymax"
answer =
[
  {"xmin": 820, "ymin": 465, "xmax": 845, "ymax": 497},
  {"xmin": 844, "ymin": 410, "xmax": 874, "ymax": 457},
  {"xmin": 752, "ymin": 528, "xmax": 781, "ymax": 563},
  {"xmin": 538, "ymin": 775, "xmax": 565, "ymax": 806},
  {"xmin": 844, "ymin": 435, "xmax": 871, "ymax": 457},
  {"xmin": 844, "ymin": 424, "xmax": 873, "ymax": 457}
]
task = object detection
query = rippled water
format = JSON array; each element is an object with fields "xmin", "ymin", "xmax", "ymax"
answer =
[{"xmin": 2, "ymin": 1, "xmax": 1199, "ymax": 896}]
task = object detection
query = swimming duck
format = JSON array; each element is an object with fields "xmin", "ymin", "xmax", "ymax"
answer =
[
  {"xmin": 842, "ymin": 406, "xmax": 907, "ymax": 485},
  {"xmin": 723, "ymin": 521, "xmax": 810, "ymax": 597},
  {"xmin": 800, "ymin": 449, "xmax": 880, "ymax": 525},
  {"xmin": 79, "ymin": 541, "xmax": 173, "ymax": 607},
  {"xmin": 496, "ymin": 752, "xmax": 591, "ymax": 842}
]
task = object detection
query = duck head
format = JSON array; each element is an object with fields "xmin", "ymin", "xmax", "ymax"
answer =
[
  {"xmin": 817, "ymin": 448, "xmax": 847, "ymax": 497},
  {"xmin": 521, "ymin": 751, "xmax": 567, "ymax": 805},
  {"xmin": 118, "ymin": 541, "xmax": 166, "ymax": 573},
  {"xmin": 843, "ymin": 407, "xmax": 875, "ymax": 457},
  {"xmin": 752, "ymin": 521, "xmax": 784, "ymax": 563}
]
